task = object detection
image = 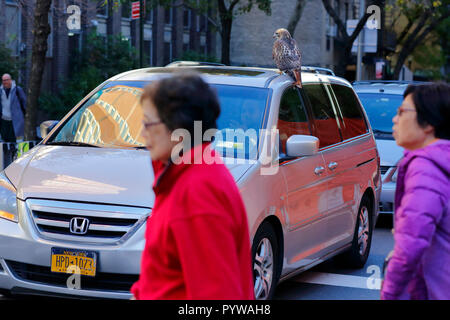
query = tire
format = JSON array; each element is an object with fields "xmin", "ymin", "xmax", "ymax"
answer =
[
  {"xmin": 337, "ymin": 196, "xmax": 373, "ymax": 268},
  {"xmin": 0, "ymin": 289, "xmax": 13, "ymax": 299},
  {"xmin": 252, "ymin": 222, "xmax": 280, "ymax": 300}
]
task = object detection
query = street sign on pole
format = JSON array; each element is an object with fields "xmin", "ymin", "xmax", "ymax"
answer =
[{"xmin": 132, "ymin": 1, "xmax": 140, "ymax": 20}]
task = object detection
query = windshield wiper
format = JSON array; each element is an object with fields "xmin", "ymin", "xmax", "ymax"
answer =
[{"xmin": 45, "ymin": 141, "xmax": 101, "ymax": 148}]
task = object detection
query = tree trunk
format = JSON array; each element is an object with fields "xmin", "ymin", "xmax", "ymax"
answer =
[
  {"xmin": 287, "ymin": 0, "xmax": 308, "ymax": 36},
  {"xmin": 25, "ymin": 0, "xmax": 52, "ymax": 140},
  {"xmin": 321, "ymin": 0, "xmax": 379, "ymax": 77},
  {"xmin": 217, "ymin": 0, "xmax": 233, "ymax": 66},
  {"xmin": 220, "ymin": 18, "xmax": 232, "ymax": 65}
]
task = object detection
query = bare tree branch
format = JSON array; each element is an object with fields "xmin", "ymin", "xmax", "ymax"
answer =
[
  {"xmin": 398, "ymin": 8, "xmax": 432, "ymax": 49},
  {"xmin": 286, "ymin": 0, "xmax": 308, "ymax": 36},
  {"xmin": 393, "ymin": 8, "xmax": 450, "ymax": 78},
  {"xmin": 389, "ymin": 8, "xmax": 403, "ymax": 31},
  {"xmin": 396, "ymin": 18, "xmax": 413, "ymax": 45},
  {"xmin": 322, "ymin": 0, "xmax": 348, "ymax": 41},
  {"xmin": 348, "ymin": 11, "xmax": 372, "ymax": 45},
  {"xmin": 229, "ymin": 0, "xmax": 240, "ymax": 13}
]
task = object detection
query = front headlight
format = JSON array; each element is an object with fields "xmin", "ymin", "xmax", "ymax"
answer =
[{"xmin": 0, "ymin": 171, "xmax": 18, "ymax": 223}]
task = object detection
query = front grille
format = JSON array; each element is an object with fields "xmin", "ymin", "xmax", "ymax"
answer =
[
  {"xmin": 380, "ymin": 166, "xmax": 390, "ymax": 176},
  {"xmin": 27, "ymin": 199, "xmax": 150, "ymax": 244},
  {"xmin": 379, "ymin": 201, "xmax": 394, "ymax": 213},
  {"xmin": 6, "ymin": 260, "xmax": 138, "ymax": 293}
]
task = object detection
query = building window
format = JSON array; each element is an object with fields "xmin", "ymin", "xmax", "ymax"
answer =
[
  {"xmin": 199, "ymin": 14, "xmax": 207, "ymax": 32},
  {"xmin": 345, "ymin": 2, "xmax": 349, "ymax": 22},
  {"xmin": 165, "ymin": 7, "xmax": 173, "ymax": 25},
  {"xmin": 122, "ymin": 1, "xmax": 131, "ymax": 19},
  {"xmin": 5, "ymin": 2, "xmax": 21, "ymax": 56},
  {"xmin": 96, "ymin": 0, "xmax": 108, "ymax": 17},
  {"xmin": 144, "ymin": 40, "xmax": 152, "ymax": 66},
  {"xmin": 163, "ymin": 42, "xmax": 172, "ymax": 65},
  {"xmin": 200, "ymin": 44, "xmax": 206, "ymax": 56},
  {"xmin": 326, "ymin": 35, "xmax": 331, "ymax": 51},
  {"xmin": 146, "ymin": 9, "xmax": 154, "ymax": 23},
  {"xmin": 326, "ymin": 11, "xmax": 336, "ymax": 38},
  {"xmin": 46, "ymin": 8, "xmax": 53, "ymax": 58},
  {"xmin": 183, "ymin": 8, "xmax": 191, "ymax": 29}
]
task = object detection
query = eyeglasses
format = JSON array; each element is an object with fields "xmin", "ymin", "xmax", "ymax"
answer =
[
  {"xmin": 396, "ymin": 107, "xmax": 416, "ymax": 117},
  {"xmin": 142, "ymin": 120, "xmax": 163, "ymax": 129}
]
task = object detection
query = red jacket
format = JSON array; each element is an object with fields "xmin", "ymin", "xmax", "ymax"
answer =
[{"xmin": 131, "ymin": 143, "xmax": 254, "ymax": 300}]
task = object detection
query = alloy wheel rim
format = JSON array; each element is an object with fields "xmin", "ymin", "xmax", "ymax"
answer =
[
  {"xmin": 253, "ymin": 237, "xmax": 274, "ymax": 300},
  {"xmin": 358, "ymin": 206, "xmax": 370, "ymax": 256}
]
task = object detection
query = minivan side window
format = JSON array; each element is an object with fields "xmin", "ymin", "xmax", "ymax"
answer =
[
  {"xmin": 331, "ymin": 84, "xmax": 368, "ymax": 140},
  {"xmin": 277, "ymin": 87, "xmax": 311, "ymax": 155},
  {"xmin": 303, "ymin": 84, "xmax": 341, "ymax": 148}
]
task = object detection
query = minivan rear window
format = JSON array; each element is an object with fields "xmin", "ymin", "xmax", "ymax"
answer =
[
  {"xmin": 331, "ymin": 84, "xmax": 368, "ymax": 140},
  {"xmin": 303, "ymin": 84, "xmax": 342, "ymax": 148},
  {"xmin": 46, "ymin": 81, "xmax": 269, "ymax": 160}
]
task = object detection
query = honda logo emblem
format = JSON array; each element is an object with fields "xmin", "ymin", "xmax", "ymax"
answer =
[{"xmin": 69, "ymin": 217, "xmax": 90, "ymax": 235}]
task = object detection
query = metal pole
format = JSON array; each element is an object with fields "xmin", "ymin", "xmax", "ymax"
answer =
[
  {"xmin": 356, "ymin": 0, "xmax": 365, "ymax": 81},
  {"xmin": 140, "ymin": 0, "xmax": 144, "ymax": 68}
]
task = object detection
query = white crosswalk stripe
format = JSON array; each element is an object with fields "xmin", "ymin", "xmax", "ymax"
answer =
[{"xmin": 292, "ymin": 271, "xmax": 382, "ymax": 290}]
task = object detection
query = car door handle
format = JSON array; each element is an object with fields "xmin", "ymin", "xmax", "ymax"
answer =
[
  {"xmin": 328, "ymin": 161, "xmax": 338, "ymax": 170},
  {"xmin": 314, "ymin": 166, "xmax": 325, "ymax": 175}
]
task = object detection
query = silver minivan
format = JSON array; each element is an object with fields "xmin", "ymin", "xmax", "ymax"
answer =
[{"xmin": 0, "ymin": 66, "xmax": 380, "ymax": 299}]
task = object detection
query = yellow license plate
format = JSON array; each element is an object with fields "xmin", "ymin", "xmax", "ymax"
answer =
[{"xmin": 51, "ymin": 248, "xmax": 97, "ymax": 277}]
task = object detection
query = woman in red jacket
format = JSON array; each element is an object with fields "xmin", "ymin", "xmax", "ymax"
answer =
[{"xmin": 131, "ymin": 73, "xmax": 255, "ymax": 300}]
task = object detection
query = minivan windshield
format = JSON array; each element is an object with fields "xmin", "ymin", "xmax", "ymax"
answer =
[
  {"xmin": 46, "ymin": 81, "xmax": 269, "ymax": 159},
  {"xmin": 356, "ymin": 92, "xmax": 403, "ymax": 138}
]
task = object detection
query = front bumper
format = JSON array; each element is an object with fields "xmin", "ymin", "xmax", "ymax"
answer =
[
  {"xmin": 0, "ymin": 200, "xmax": 146, "ymax": 299},
  {"xmin": 379, "ymin": 181, "xmax": 396, "ymax": 214}
]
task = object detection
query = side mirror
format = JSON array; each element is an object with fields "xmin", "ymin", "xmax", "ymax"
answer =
[
  {"xmin": 39, "ymin": 120, "xmax": 59, "ymax": 139},
  {"xmin": 286, "ymin": 135, "xmax": 319, "ymax": 157}
]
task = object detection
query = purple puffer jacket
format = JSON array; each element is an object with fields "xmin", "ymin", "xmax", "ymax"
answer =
[{"xmin": 381, "ymin": 139, "xmax": 450, "ymax": 300}]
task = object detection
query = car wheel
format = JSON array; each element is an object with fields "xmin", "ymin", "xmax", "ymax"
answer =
[
  {"xmin": 337, "ymin": 196, "xmax": 373, "ymax": 268},
  {"xmin": 0, "ymin": 289, "xmax": 12, "ymax": 299},
  {"xmin": 252, "ymin": 222, "xmax": 280, "ymax": 300}
]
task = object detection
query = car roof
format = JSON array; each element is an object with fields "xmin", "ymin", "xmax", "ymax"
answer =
[
  {"xmin": 352, "ymin": 80, "xmax": 427, "ymax": 95},
  {"xmin": 109, "ymin": 65, "xmax": 351, "ymax": 89}
]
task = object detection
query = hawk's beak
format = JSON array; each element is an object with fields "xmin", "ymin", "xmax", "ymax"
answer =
[{"xmin": 273, "ymin": 34, "xmax": 276, "ymax": 39}]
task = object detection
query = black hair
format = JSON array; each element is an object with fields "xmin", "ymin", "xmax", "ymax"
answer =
[
  {"xmin": 403, "ymin": 82, "xmax": 450, "ymax": 140},
  {"xmin": 141, "ymin": 72, "xmax": 221, "ymax": 140}
]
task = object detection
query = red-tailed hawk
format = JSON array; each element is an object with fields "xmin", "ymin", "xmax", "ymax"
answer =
[{"xmin": 272, "ymin": 28, "xmax": 302, "ymax": 88}]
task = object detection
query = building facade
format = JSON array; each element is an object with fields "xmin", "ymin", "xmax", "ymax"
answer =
[{"xmin": 0, "ymin": 0, "xmax": 217, "ymax": 94}]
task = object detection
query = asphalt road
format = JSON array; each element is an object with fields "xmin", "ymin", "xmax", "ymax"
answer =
[
  {"xmin": 0, "ymin": 215, "xmax": 394, "ymax": 301},
  {"xmin": 273, "ymin": 214, "xmax": 394, "ymax": 300}
]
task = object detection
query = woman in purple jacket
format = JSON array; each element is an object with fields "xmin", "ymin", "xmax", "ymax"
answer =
[{"xmin": 381, "ymin": 83, "xmax": 450, "ymax": 300}]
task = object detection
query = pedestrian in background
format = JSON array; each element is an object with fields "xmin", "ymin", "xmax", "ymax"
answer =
[
  {"xmin": 381, "ymin": 82, "xmax": 450, "ymax": 300},
  {"xmin": 131, "ymin": 73, "xmax": 254, "ymax": 300},
  {"xmin": 0, "ymin": 73, "xmax": 26, "ymax": 143}
]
